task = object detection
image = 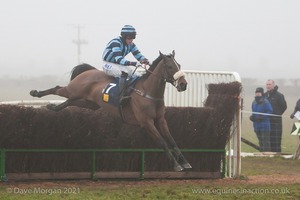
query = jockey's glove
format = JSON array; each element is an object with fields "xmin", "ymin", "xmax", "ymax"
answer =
[{"xmin": 140, "ymin": 59, "xmax": 150, "ymax": 65}]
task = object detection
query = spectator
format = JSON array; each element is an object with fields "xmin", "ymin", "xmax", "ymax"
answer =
[
  {"xmin": 250, "ymin": 87, "xmax": 273, "ymax": 152},
  {"xmin": 265, "ymin": 80, "xmax": 287, "ymax": 152}
]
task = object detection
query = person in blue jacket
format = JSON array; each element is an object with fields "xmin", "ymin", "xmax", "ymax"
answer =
[{"xmin": 250, "ymin": 87, "xmax": 273, "ymax": 152}]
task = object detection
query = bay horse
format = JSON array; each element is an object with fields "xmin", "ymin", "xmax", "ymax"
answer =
[{"xmin": 30, "ymin": 51, "xmax": 192, "ymax": 171}]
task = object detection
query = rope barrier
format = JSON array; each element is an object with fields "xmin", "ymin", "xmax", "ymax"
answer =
[{"xmin": 241, "ymin": 110, "xmax": 290, "ymax": 118}]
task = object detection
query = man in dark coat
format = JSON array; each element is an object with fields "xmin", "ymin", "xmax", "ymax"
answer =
[{"xmin": 265, "ymin": 80, "xmax": 287, "ymax": 152}]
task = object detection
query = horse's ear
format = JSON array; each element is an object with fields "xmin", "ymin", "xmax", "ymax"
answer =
[
  {"xmin": 159, "ymin": 51, "xmax": 163, "ymax": 56},
  {"xmin": 172, "ymin": 50, "xmax": 175, "ymax": 57}
]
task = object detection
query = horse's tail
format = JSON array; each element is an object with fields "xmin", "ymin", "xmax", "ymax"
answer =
[{"xmin": 70, "ymin": 63, "xmax": 97, "ymax": 81}]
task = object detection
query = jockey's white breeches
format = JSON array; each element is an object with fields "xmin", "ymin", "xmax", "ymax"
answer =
[{"xmin": 102, "ymin": 61, "xmax": 141, "ymax": 78}]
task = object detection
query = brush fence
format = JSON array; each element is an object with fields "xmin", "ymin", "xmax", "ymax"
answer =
[{"xmin": 0, "ymin": 70, "xmax": 241, "ymax": 180}]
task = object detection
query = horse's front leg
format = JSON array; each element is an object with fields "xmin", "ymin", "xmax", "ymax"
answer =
[
  {"xmin": 30, "ymin": 86, "xmax": 69, "ymax": 98},
  {"xmin": 157, "ymin": 118, "xmax": 192, "ymax": 169},
  {"xmin": 144, "ymin": 120, "xmax": 184, "ymax": 172}
]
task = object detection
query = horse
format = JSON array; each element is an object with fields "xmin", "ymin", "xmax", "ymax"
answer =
[{"xmin": 30, "ymin": 51, "xmax": 192, "ymax": 171}]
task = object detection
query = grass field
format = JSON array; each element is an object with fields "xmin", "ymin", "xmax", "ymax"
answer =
[{"xmin": 0, "ymin": 157, "xmax": 299, "ymax": 199}]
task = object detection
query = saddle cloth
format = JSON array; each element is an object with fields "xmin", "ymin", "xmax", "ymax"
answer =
[{"xmin": 102, "ymin": 77, "xmax": 139, "ymax": 106}]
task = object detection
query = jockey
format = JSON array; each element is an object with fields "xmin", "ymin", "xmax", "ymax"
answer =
[{"xmin": 102, "ymin": 25, "xmax": 149, "ymax": 104}]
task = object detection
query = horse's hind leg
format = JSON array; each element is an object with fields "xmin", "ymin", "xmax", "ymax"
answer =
[
  {"xmin": 47, "ymin": 99, "xmax": 77, "ymax": 111},
  {"xmin": 47, "ymin": 99, "xmax": 100, "ymax": 111},
  {"xmin": 46, "ymin": 99, "xmax": 72, "ymax": 111},
  {"xmin": 30, "ymin": 86, "xmax": 69, "ymax": 98}
]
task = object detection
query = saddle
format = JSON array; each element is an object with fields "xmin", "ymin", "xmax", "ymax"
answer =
[{"xmin": 102, "ymin": 77, "xmax": 139, "ymax": 107}]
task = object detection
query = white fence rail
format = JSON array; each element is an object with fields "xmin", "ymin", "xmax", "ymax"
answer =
[{"xmin": 165, "ymin": 70, "xmax": 241, "ymax": 107}]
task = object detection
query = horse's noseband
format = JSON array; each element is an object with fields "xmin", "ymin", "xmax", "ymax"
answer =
[
  {"xmin": 166, "ymin": 70, "xmax": 186, "ymax": 87},
  {"xmin": 173, "ymin": 71, "xmax": 185, "ymax": 81}
]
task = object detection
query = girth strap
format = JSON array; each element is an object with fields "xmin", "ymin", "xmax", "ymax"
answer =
[{"xmin": 131, "ymin": 87, "xmax": 163, "ymax": 101}]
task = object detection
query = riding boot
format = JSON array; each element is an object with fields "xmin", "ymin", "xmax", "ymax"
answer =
[{"xmin": 119, "ymin": 72, "xmax": 131, "ymax": 106}]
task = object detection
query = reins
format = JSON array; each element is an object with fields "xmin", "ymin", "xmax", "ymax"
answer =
[
  {"xmin": 136, "ymin": 64, "xmax": 156, "ymax": 77},
  {"xmin": 135, "ymin": 62, "xmax": 178, "ymax": 86}
]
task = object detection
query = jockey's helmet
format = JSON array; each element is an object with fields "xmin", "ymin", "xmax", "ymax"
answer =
[{"xmin": 121, "ymin": 25, "xmax": 136, "ymax": 39}]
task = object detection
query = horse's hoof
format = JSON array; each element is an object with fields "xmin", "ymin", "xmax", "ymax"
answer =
[
  {"xmin": 182, "ymin": 163, "xmax": 192, "ymax": 169},
  {"xmin": 174, "ymin": 164, "xmax": 184, "ymax": 172},
  {"xmin": 46, "ymin": 104, "xmax": 56, "ymax": 111},
  {"xmin": 30, "ymin": 90, "xmax": 38, "ymax": 97}
]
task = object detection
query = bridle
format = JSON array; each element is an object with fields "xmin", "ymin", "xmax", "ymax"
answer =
[
  {"xmin": 137, "ymin": 55, "xmax": 185, "ymax": 87},
  {"xmin": 131, "ymin": 54, "xmax": 185, "ymax": 101}
]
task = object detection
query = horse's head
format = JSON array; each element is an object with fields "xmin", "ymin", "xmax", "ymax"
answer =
[{"xmin": 160, "ymin": 50, "xmax": 187, "ymax": 92}]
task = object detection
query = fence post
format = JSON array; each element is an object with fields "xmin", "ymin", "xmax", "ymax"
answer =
[
  {"xmin": 222, "ymin": 150, "xmax": 226, "ymax": 178},
  {"xmin": 0, "ymin": 149, "xmax": 6, "ymax": 181},
  {"xmin": 139, "ymin": 151, "xmax": 145, "ymax": 180},
  {"xmin": 91, "ymin": 151, "xmax": 96, "ymax": 180}
]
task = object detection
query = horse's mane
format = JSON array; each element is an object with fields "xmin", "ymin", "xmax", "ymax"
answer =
[
  {"xmin": 141, "ymin": 54, "xmax": 163, "ymax": 79},
  {"xmin": 141, "ymin": 53, "xmax": 175, "ymax": 79}
]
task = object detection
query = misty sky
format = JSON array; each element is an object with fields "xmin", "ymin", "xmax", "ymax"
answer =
[{"xmin": 1, "ymin": 0, "xmax": 300, "ymax": 79}]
